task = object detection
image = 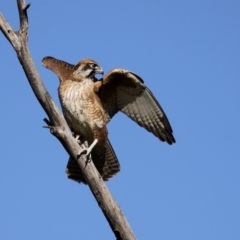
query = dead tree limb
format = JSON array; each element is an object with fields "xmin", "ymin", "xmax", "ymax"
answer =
[{"xmin": 0, "ymin": 1, "xmax": 136, "ymax": 239}]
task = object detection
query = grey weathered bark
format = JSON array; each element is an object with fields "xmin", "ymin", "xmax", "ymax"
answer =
[{"xmin": 0, "ymin": 1, "xmax": 136, "ymax": 239}]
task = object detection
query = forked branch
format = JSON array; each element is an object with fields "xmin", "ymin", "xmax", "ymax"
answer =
[{"xmin": 0, "ymin": 1, "xmax": 136, "ymax": 239}]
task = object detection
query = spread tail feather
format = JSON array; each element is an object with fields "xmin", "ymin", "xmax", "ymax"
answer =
[{"xmin": 65, "ymin": 139, "xmax": 120, "ymax": 184}]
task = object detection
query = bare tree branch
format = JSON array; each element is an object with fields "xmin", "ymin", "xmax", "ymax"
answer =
[{"xmin": 0, "ymin": 1, "xmax": 136, "ymax": 239}]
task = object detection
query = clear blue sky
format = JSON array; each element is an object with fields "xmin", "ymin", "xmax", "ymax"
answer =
[{"xmin": 1, "ymin": 1, "xmax": 239, "ymax": 239}]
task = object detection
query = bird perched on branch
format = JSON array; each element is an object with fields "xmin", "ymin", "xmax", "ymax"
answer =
[{"xmin": 42, "ymin": 57, "xmax": 176, "ymax": 184}]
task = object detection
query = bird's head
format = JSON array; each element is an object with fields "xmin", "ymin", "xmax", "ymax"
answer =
[{"xmin": 72, "ymin": 59, "xmax": 104, "ymax": 80}]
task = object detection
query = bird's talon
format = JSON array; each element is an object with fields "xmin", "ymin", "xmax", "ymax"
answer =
[
  {"xmin": 77, "ymin": 148, "xmax": 87, "ymax": 158},
  {"xmin": 86, "ymin": 157, "xmax": 91, "ymax": 163},
  {"xmin": 74, "ymin": 134, "xmax": 81, "ymax": 144}
]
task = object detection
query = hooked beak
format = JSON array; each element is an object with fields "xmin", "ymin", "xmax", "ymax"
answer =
[{"xmin": 96, "ymin": 66, "xmax": 104, "ymax": 75}]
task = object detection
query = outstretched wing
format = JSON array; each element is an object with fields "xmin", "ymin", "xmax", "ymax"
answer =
[
  {"xmin": 42, "ymin": 56, "xmax": 74, "ymax": 82},
  {"xmin": 42, "ymin": 57, "xmax": 175, "ymax": 144},
  {"xmin": 96, "ymin": 69, "xmax": 176, "ymax": 144}
]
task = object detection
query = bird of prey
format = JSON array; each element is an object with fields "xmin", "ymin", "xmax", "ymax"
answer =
[{"xmin": 42, "ymin": 56, "xmax": 175, "ymax": 184}]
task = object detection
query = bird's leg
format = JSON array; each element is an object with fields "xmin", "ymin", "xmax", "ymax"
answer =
[
  {"xmin": 86, "ymin": 139, "xmax": 98, "ymax": 155},
  {"xmin": 77, "ymin": 139, "xmax": 98, "ymax": 162}
]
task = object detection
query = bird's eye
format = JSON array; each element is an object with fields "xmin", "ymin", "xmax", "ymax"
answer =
[{"xmin": 89, "ymin": 63, "xmax": 97, "ymax": 69}]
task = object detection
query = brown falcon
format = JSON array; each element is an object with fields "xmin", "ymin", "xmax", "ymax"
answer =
[{"xmin": 42, "ymin": 56, "xmax": 176, "ymax": 184}]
